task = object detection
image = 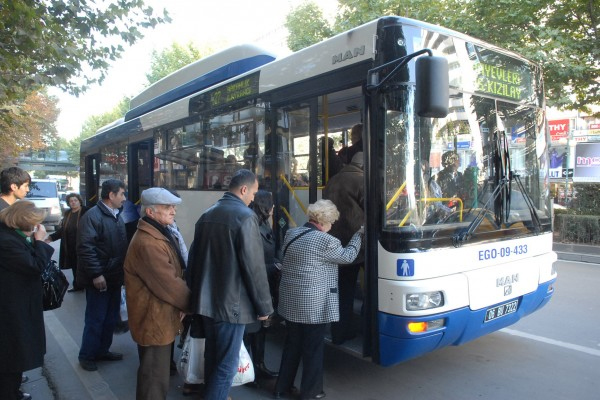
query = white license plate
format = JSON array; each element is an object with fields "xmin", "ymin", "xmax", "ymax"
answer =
[{"xmin": 484, "ymin": 300, "xmax": 518, "ymax": 323}]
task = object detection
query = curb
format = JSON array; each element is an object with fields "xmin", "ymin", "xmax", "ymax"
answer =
[{"xmin": 553, "ymin": 242, "xmax": 600, "ymax": 265}]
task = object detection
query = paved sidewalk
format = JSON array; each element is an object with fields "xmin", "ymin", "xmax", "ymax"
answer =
[
  {"xmin": 20, "ymin": 367, "xmax": 55, "ymax": 399},
  {"xmin": 553, "ymin": 242, "xmax": 600, "ymax": 264},
  {"xmin": 26, "ymin": 241, "xmax": 599, "ymax": 399}
]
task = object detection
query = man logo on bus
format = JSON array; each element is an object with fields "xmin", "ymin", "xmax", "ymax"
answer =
[{"xmin": 397, "ymin": 259, "xmax": 414, "ymax": 277}]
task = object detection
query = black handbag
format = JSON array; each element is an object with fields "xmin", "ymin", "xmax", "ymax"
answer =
[{"xmin": 41, "ymin": 259, "xmax": 69, "ymax": 311}]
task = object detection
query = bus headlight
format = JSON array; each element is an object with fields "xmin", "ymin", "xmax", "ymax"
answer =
[
  {"xmin": 406, "ymin": 291, "xmax": 444, "ymax": 310},
  {"xmin": 50, "ymin": 206, "xmax": 61, "ymax": 215}
]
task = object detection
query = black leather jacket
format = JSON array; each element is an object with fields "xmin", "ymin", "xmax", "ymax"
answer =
[
  {"xmin": 76, "ymin": 203, "xmax": 128, "ymax": 289},
  {"xmin": 187, "ymin": 192, "xmax": 274, "ymax": 324}
]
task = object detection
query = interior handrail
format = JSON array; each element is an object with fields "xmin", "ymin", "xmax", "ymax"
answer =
[
  {"xmin": 399, "ymin": 197, "xmax": 464, "ymax": 227},
  {"xmin": 279, "ymin": 174, "xmax": 307, "ymax": 214},
  {"xmin": 386, "ymin": 182, "xmax": 407, "ymax": 211},
  {"xmin": 279, "ymin": 205, "xmax": 297, "ymax": 228}
]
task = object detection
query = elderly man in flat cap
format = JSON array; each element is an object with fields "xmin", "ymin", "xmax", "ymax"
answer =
[{"xmin": 124, "ymin": 187, "xmax": 191, "ymax": 400}]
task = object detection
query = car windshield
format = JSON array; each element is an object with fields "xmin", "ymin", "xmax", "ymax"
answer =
[{"xmin": 26, "ymin": 182, "xmax": 58, "ymax": 198}]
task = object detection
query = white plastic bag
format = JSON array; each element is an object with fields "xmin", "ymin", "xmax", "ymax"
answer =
[
  {"xmin": 178, "ymin": 334, "xmax": 205, "ymax": 384},
  {"xmin": 119, "ymin": 286, "xmax": 128, "ymax": 321},
  {"xmin": 232, "ymin": 341, "xmax": 254, "ymax": 386}
]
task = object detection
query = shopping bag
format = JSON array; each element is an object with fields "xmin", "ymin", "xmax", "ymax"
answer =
[
  {"xmin": 178, "ymin": 334, "xmax": 205, "ymax": 384},
  {"xmin": 41, "ymin": 259, "xmax": 69, "ymax": 311},
  {"xmin": 232, "ymin": 341, "xmax": 254, "ymax": 386},
  {"xmin": 119, "ymin": 286, "xmax": 128, "ymax": 321}
]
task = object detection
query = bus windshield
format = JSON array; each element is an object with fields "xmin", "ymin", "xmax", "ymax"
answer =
[{"xmin": 382, "ymin": 45, "xmax": 551, "ymax": 246}]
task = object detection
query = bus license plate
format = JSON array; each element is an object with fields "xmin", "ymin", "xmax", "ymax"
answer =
[{"xmin": 484, "ymin": 300, "xmax": 518, "ymax": 323}]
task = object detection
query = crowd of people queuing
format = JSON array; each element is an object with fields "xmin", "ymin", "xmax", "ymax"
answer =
[{"xmin": 0, "ymin": 129, "xmax": 366, "ymax": 400}]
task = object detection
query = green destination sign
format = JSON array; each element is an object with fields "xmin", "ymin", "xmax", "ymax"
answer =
[
  {"xmin": 190, "ymin": 72, "xmax": 260, "ymax": 114},
  {"xmin": 475, "ymin": 62, "xmax": 524, "ymax": 101}
]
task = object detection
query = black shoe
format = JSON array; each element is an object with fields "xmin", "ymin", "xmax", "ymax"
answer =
[
  {"xmin": 256, "ymin": 362, "xmax": 278, "ymax": 378},
  {"xmin": 19, "ymin": 390, "xmax": 32, "ymax": 400},
  {"xmin": 182, "ymin": 383, "xmax": 204, "ymax": 396},
  {"xmin": 331, "ymin": 333, "xmax": 357, "ymax": 345},
  {"xmin": 273, "ymin": 386, "xmax": 299, "ymax": 399},
  {"xmin": 302, "ymin": 392, "xmax": 326, "ymax": 400},
  {"xmin": 68, "ymin": 287, "xmax": 83, "ymax": 292},
  {"xmin": 79, "ymin": 359, "xmax": 98, "ymax": 371},
  {"xmin": 113, "ymin": 320, "xmax": 129, "ymax": 334},
  {"xmin": 98, "ymin": 351, "xmax": 123, "ymax": 361}
]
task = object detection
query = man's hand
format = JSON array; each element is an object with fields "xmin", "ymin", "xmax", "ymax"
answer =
[
  {"xmin": 93, "ymin": 275, "xmax": 107, "ymax": 292},
  {"xmin": 257, "ymin": 315, "xmax": 269, "ymax": 321}
]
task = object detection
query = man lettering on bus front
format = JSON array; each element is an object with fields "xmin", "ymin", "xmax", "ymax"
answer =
[
  {"xmin": 187, "ymin": 169, "xmax": 273, "ymax": 400},
  {"xmin": 77, "ymin": 179, "xmax": 128, "ymax": 372}
]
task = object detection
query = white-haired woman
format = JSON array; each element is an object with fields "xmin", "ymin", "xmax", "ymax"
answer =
[{"xmin": 274, "ymin": 199, "xmax": 363, "ymax": 400}]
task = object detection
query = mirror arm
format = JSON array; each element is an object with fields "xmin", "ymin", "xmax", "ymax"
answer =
[{"xmin": 366, "ymin": 49, "xmax": 433, "ymax": 92}]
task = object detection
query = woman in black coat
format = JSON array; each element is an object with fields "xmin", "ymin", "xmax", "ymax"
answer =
[
  {"xmin": 244, "ymin": 190, "xmax": 281, "ymax": 380},
  {"xmin": 46, "ymin": 193, "xmax": 88, "ymax": 291},
  {"xmin": 0, "ymin": 201, "xmax": 54, "ymax": 400}
]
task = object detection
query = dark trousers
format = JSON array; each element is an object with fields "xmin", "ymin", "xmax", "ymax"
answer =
[
  {"xmin": 275, "ymin": 320, "xmax": 326, "ymax": 399},
  {"xmin": 202, "ymin": 316, "xmax": 245, "ymax": 400},
  {"xmin": 331, "ymin": 264, "xmax": 361, "ymax": 343},
  {"xmin": 0, "ymin": 372, "xmax": 21, "ymax": 400},
  {"xmin": 79, "ymin": 286, "xmax": 121, "ymax": 361},
  {"xmin": 72, "ymin": 265, "xmax": 79, "ymax": 288},
  {"xmin": 137, "ymin": 343, "xmax": 172, "ymax": 400}
]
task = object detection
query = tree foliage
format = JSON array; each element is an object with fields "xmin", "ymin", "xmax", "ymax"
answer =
[
  {"xmin": 0, "ymin": 0, "xmax": 170, "ymax": 109},
  {"xmin": 146, "ymin": 42, "xmax": 207, "ymax": 85},
  {"xmin": 285, "ymin": 0, "xmax": 599, "ymax": 114},
  {"xmin": 0, "ymin": 90, "xmax": 59, "ymax": 164},
  {"xmin": 285, "ymin": 2, "xmax": 334, "ymax": 51}
]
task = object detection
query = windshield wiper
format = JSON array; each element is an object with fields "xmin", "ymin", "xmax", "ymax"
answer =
[
  {"xmin": 452, "ymin": 176, "xmax": 507, "ymax": 247},
  {"xmin": 510, "ymin": 171, "xmax": 543, "ymax": 234}
]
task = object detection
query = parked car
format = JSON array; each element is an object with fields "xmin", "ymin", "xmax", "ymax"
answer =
[
  {"xmin": 26, "ymin": 179, "xmax": 62, "ymax": 228},
  {"xmin": 58, "ymin": 191, "xmax": 68, "ymax": 210}
]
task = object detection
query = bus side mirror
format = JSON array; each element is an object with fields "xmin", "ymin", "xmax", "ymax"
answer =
[{"xmin": 415, "ymin": 56, "xmax": 449, "ymax": 118}]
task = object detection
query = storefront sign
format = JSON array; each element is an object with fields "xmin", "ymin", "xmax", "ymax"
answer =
[
  {"xmin": 573, "ymin": 142, "xmax": 600, "ymax": 183},
  {"xmin": 549, "ymin": 119, "xmax": 569, "ymax": 141}
]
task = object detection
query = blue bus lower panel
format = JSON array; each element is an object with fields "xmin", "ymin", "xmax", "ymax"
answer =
[{"xmin": 378, "ymin": 279, "xmax": 555, "ymax": 366}]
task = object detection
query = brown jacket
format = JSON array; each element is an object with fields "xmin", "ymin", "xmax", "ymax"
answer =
[{"xmin": 124, "ymin": 218, "xmax": 191, "ymax": 346}]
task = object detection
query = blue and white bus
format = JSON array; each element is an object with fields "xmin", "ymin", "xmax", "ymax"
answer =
[{"xmin": 80, "ymin": 16, "xmax": 557, "ymax": 366}]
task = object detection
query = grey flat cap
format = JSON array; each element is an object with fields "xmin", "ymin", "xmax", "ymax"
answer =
[{"xmin": 141, "ymin": 188, "xmax": 182, "ymax": 206}]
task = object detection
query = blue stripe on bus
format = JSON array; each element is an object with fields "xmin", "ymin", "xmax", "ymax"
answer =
[
  {"xmin": 377, "ymin": 279, "xmax": 556, "ymax": 366},
  {"xmin": 80, "ymin": 118, "xmax": 144, "ymax": 153},
  {"xmin": 124, "ymin": 54, "xmax": 276, "ymax": 122}
]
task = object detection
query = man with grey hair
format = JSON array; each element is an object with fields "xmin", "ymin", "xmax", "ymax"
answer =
[
  {"xmin": 124, "ymin": 187, "xmax": 191, "ymax": 400},
  {"xmin": 322, "ymin": 152, "xmax": 365, "ymax": 345}
]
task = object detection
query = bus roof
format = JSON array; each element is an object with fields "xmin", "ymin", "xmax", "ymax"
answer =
[
  {"xmin": 125, "ymin": 44, "xmax": 277, "ymax": 122},
  {"xmin": 84, "ymin": 15, "xmax": 539, "ymax": 150}
]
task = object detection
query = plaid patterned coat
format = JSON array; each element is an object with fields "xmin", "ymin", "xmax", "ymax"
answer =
[{"xmin": 278, "ymin": 223, "xmax": 362, "ymax": 324}]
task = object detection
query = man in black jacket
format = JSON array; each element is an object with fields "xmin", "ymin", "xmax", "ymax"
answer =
[
  {"xmin": 76, "ymin": 179, "xmax": 128, "ymax": 372},
  {"xmin": 187, "ymin": 169, "xmax": 273, "ymax": 400}
]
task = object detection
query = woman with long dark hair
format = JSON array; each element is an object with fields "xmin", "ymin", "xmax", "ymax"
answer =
[
  {"xmin": 246, "ymin": 190, "xmax": 280, "ymax": 380},
  {"xmin": 46, "ymin": 193, "xmax": 88, "ymax": 291}
]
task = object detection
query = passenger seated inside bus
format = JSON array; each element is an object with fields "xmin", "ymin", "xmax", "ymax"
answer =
[
  {"xmin": 422, "ymin": 160, "xmax": 452, "ymax": 224},
  {"xmin": 435, "ymin": 151, "xmax": 464, "ymax": 200}
]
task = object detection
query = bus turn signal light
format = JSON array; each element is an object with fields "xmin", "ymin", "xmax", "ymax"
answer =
[{"xmin": 408, "ymin": 319, "xmax": 445, "ymax": 333}]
